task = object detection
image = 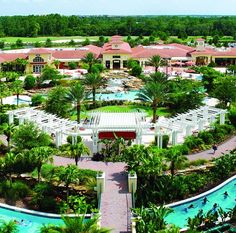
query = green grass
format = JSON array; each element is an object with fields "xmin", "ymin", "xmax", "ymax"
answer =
[
  {"xmin": 70, "ymin": 105, "xmax": 171, "ymax": 121},
  {"xmin": 0, "ymin": 36, "xmax": 101, "ymax": 43}
]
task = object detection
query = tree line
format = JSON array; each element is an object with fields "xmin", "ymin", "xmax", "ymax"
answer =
[{"xmin": 1, "ymin": 15, "xmax": 236, "ymax": 38}]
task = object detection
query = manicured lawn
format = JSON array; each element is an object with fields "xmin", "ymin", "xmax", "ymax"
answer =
[
  {"xmin": 71, "ymin": 105, "xmax": 171, "ymax": 121},
  {"xmin": 0, "ymin": 36, "xmax": 101, "ymax": 43}
]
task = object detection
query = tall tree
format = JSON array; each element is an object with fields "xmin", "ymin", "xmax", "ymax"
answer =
[
  {"xmin": 83, "ymin": 73, "xmax": 106, "ymax": 106},
  {"xmin": 137, "ymin": 80, "xmax": 168, "ymax": 123},
  {"xmin": 82, "ymin": 53, "xmax": 98, "ymax": 73},
  {"xmin": 67, "ymin": 142, "xmax": 90, "ymax": 166},
  {"xmin": 165, "ymin": 146, "xmax": 188, "ymax": 176},
  {"xmin": 29, "ymin": 146, "xmax": 53, "ymax": 182},
  {"xmin": 65, "ymin": 82, "xmax": 86, "ymax": 123},
  {"xmin": 148, "ymin": 55, "xmax": 166, "ymax": 72},
  {"xmin": 11, "ymin": 80, "xmax": 24, "ymax": 106}
]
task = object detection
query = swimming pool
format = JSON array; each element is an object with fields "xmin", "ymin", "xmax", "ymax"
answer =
[
  {"xmin": 0, "ymin": 204, "xmax": 63, "ymax": 232},
  {"xmin": 95, "ymin": 90, "xmax": 139, "ymax": 101},
  {"xmin": 165, "ymin": 176, "xmax": 236, "ymax": 229},
  {"xmin": 2, "ymin": 95, "xmax": 31, "ymax": 105}
]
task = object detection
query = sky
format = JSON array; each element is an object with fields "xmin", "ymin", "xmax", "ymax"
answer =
[{"xmin": 1, "ymin": 0, "xmax": 236, "ymax": 16}]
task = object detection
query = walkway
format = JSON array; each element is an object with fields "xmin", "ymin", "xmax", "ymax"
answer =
[
  {"xmin": 54, "ymin": 156, "xmax": 132, "ymax": 233},
  {"xmin": 187, "ymin": 136, "xmax": 236, "ymax": 161}
]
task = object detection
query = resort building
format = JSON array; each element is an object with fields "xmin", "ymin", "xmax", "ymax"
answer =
[{"xmin": 1, "ymin": 35, "xmax": 236, "ymax": 74}]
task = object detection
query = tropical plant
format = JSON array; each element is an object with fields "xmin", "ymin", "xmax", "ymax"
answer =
[
  {"xmin": 64, "ymin": 82, "xmax": 86, "ymax": 123},
  {"xmin": 24, "ymin": 75, "xmax": 36, "ymax": 89},
  {"xmin": 12, "ymin": 122, "xmax": 52, "ymax": 150},
  {"xmin": 58, "ymin": 165, "xmax": 80, "ymax": 198},
  {"xmin": 82, "ymin": 52, "xmax": 98, "ymax": 73},
  {"xmin": 83, "ymin": 73, "xmax": 106, "ymax": 106},
  {"xmin": 11, "ymin": 80, "xmax": 24, "ymax": 106},
  {"xmin": 29, "ymin": 146, "xmax": 54, "ymax": 181},
  {"xmin": 0, "ymin": 123, "xmax": 15, "ymax": 148},
  {"xmin": 40, "ymin": 213, "xmax": 110, "ymax": 233},
  {"xmin": 133, "ymin": 204, "xmax": 173, "ymax": 232},
  {"xmin": 66, "ymin": 142, "xmax": 90, "ymax": 166},
  {"xmin": 0, "ymin": 220, "xmax": 18, "ymax": 233},
  {"xmin": 147, "ymin": 55, "xmax": 166, "ymax": 72},
  {"xmin": 0, "ymin": 82, "xmax": 10, "ymax": 106},
  {"xmin": 165, "ymin": 145, "xmax": 188, "ymax": 176},
  {"xmin": 137, "ymin": 79, "xmax": 168, "ymax": 122},
  {"xmin": 53, "ymin": 60, "xmax": 60, "ymax": 69},
  {"xmin": 45, "ymin": 86, "xmax": 71, "ymax": 118}
]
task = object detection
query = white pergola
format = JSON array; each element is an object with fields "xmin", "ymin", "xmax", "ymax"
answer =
[{"xmin": 8, "ymin": 106, "xmax": 227, "ymax": 152}]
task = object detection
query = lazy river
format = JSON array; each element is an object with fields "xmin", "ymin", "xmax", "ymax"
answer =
[{"xmin": 165, "ymin": 176, "xmax": 236, "ymax": 229}]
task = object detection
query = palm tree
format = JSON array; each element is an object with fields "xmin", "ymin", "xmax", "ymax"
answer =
[
  {"xmin": 82, "ymin": 52, "xmax": 98, "ymax": 73},
  {"xmin": 15, "ymin": 58, "xmax": 28, "ymax": 74},
  {"xmin": 3, "ymin": 152, "xmax": 19, "ymax": 186},
  {"xmin": 29, "ymin": 146, "xmax": 53, "ymax": 182},
  {"xmin": 65, "ymin": 82, "xmax": 86, "ymax": 123},
  {"xmin": 0, "ymin": 220, "xmax": 18, "ymax": 233},
  {"xmin": 58, "ymin": 164, "xmax": 80, "ymax": 198},
  {"xmin": 0, "ymin": 82, "xmax": 10, "ymax": 106},
  {"xmin": 83, "ymin": 73, "xmax": 106, "ymax": 106},
  {"xmin": 144, "ymin": 71, "xmax": 168, "ymax": 83},
  {"xmin": 165, "ymin": 146, "xmax": 188, "ymax": 176},
  {"xmin": 68, "ymin": 142, "xmax": 90, "ymax": 166},
  {"xmin": 0, "ymin": 123, "xmax": 15, "ymax": 148},
  {"xmin": 137, "ymin": 81, "xmax": 168, "ymax": 123},
  {"xmin": 148, "ymin": 55, "xmax": 166, "ymax": 72},
  {"xmin": 11, "ymin": 79, "xmax": 24, "ymax": 106},
  {"xmin": 53, "ymin": 59, "xmax": 60, "ymax": 69},
  {"xmin": 40, "ymin": 213, "xmax": 110, "ymax": 233}
]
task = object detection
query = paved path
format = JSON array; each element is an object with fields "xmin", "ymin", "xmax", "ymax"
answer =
[
  {"xmin": 54, "ymin": 156, "xmax": 132, "ymax": 233},
  {"xmin": 187, "ymin": 136, "xmax": 236, "ymax": 161}
]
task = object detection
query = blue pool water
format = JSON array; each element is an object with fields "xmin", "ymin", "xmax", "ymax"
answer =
[
  {"xmin": 166, "ymin": 177, "xmax": 236, "ymax": 229},
  {"xmin": 95, "ymin": 91, "xmax": 139, "ymax": 101},
  {"xmin": 0, "ymin": 206, "xmax": 63, "ymax": 232}
]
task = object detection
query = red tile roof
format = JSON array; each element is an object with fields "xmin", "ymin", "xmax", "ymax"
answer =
[
  {"xmin": 52, "ymin": 46, "xmax": 101, "ymax": 60},
  {"xmin": 28, "ymin": 48, "xmax": 52, "ymax": 54},
  {"xmin": 131, "ymin": 44, "xmax": 193, "ymax": 59},
  {"xmin": 0, "ymin": 53, "xmax": 28, "ymax": 63}
]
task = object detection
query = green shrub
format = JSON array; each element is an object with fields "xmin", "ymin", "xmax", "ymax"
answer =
[
  {"xmin": 184, "ymin": 136, "xmax": 205, "ymax": 150},
  {"xmin": 162, "ymin": 135, "xmax": 169, "ymax": 149},
  {"xmin": 228, "ymin": 106, "xmax": 236, "ymax": 127},
  {"xmin": 24, "ymin": 75, "xmax": 36, "ymax": 89},
  {"xmin": 66, "ymin": 135, "xmax": 82, "ymax": 144},
  {"xmin": 0, "ymin": 180, "xmax": 30, "ymax": 201},
  {"xmin": 31, "ymin": 94, "xmax": 44, "ymax": 106},
  {"xmin": 39, "ymin": 196, "xmax": 57, "ymax": 212},
  {"xmin": 198, "ymin": 131, "xmax": 214, "ymax": 144},
  {"xmin": 189, "ymin": 159, "xmax": 208, "ymax": 167}
]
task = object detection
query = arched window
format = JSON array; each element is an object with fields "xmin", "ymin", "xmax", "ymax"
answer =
[{"xmin": 33, "ymin": 55, "xmax": 44, "ymax": 63}]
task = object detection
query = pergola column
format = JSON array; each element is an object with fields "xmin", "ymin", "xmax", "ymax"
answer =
[
  {"xmin": 198, "ymin": 119, "xmax": 204, "ymax": 131},
  {"xmin": 19, "ymin": 117, "xmax": 24, "ymax": 125},
  {"xmin": 55, "ymin": 130, "xmax": 62, "ymax": 148},
  {"xmin": 71, "ymin": 133, "xmax": 78, "ymax": 145},
  {"xmin": 171, "ymin": 130, "xmax": 178, "ymax": 146},
  {"xmin": 220, "ymin": 111, "xmax": 226, "ymax": 125},
  {"xmin": 92, "ymin": 130, "xmax": 98, "ymax": 154},
  {"xmin": 8, "ymin": 112, "xmax": 14, "ymax": 124},
  {"xmin": 185, "ymin": 125, "xmax": 192, "ymax": 136},
  {"xmin": 203, "ymin": 106, "xmax": 209, "ymax": 121}
]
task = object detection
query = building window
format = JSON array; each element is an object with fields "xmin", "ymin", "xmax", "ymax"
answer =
[
  {"xmin": 113, "ymin": 55, "xmax": 120, "ymax": 59},
  {"xmin": 33, "ymin": 65, "xmax": 44, "ymax": 73},
  {"xmin": 33, "ymin": 55, "xmax": 44, "ymax": 63}
]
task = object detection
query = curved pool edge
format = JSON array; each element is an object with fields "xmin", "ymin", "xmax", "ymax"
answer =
[
  {"xmin": 165, "ymin": 175, "xmax": 236, "ymax": 231},
  {"xmin": 166, "ymin": 174, "xmax": 236, "ymax": 208},
  {"xmin": 0, "ymin": 202, "xmax": 92, "ymax": 219}
]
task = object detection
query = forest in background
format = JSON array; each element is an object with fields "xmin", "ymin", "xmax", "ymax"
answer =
[{"xmin": 1, "ymin": 15, "xmax": 236, "ymax": 39}]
